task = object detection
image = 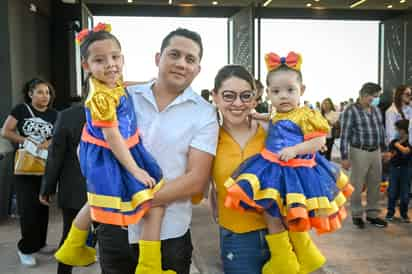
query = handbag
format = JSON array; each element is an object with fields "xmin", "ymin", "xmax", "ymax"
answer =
[
  {"xmin": 14, "ymin": 148, "xmax": 45, "ymax": 175},
  {"xmin": 13, "ymin": 104, "xmax": 47, "ymax": 176}
]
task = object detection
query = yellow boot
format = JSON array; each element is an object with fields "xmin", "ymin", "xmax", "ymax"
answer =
[
  {"xmin": 289, "ymin": 232, "xmax": 326, "ymax": 274},
  {"xmin": 262, "ymin": 231, "xmax": 300, "ymax": 274},
  {"xmin": 54, "ymin": 223, "xmax": 96, "ymax": 266},
  {"xmin": 135, "ymin": 240, "xmax": 176, "ymax": 274}
]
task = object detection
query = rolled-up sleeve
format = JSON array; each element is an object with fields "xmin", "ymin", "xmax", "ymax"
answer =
[{"xmin": 190, "ymin": 106, "xmax": 219, "ymax": 156}]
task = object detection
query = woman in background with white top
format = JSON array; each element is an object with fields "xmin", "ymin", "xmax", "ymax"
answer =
[
  {"xmin": 386, "ymin": 85, "xmax": 412, "ymax": 144},
  {"xmin": 320, "ymin": 98, "xmax": 340, "ymax": 160}
]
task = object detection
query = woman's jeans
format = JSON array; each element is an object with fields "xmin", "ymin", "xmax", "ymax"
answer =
[
  {"xmin": 387, "ymin": 165, "xmax": 411, "ymax": 218},
  {"xmin": 219, "ymin": 227, "xmax": 270, "ymax": 274}
]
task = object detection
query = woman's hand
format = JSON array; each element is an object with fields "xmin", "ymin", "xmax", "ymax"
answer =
[
  {"xmin": 37, "ymin": 140, "xmax": 50, "ymax": 150},
  {"xmin": 278, "ymin": 146, "xmax": 297, "ymax": 161}
]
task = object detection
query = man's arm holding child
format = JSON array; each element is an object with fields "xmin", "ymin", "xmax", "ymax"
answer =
[{"xmin": 151, "ymin": 147, "xmax": 214, "ymax": 207}]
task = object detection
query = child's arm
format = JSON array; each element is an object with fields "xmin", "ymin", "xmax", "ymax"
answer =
[
  {"xmin": 102, "ymin": 127, "xmax": 155, "ymax": 187},
  {"xmin": 278, "ymin": 136, "xmax": 326, "ymax": 162},
  {"xmin": 393, "ymin": 142, "xmax": 411, "ymax": 154},
  {"xmin": 251, "ymin": 112, "xmax": 271, "ymax": 121}
]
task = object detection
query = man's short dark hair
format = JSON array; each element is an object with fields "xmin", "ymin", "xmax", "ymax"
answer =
[
  {"xmin": 359, "ymin": 82, "xmax": 381, "ymax": 97},
  {"xmin": 160, "ymin": 28, "xmax": 203, "ymax": 60}
]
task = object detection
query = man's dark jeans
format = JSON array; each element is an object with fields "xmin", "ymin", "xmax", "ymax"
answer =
[{"xmin": 96, "ymin": 224, "xmax": 193, "ymax": 274}]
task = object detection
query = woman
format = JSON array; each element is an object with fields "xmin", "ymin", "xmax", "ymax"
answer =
[
  {"xmin": 385, "ymin": 85, "xmax": 412, "ymax": 144},
  {"xmin": 1, "ymin": 78, "xmax": 57, "ymax": 266},
  {"xmin": 320, "ymin": 98, "xmax": 340, "ymax": 160},
  {"xmin": 210, "ymin": 65, "xmax": 269, "ymax": 274},
  {"xmin": 210, "ymin": 65, "xmax": 325, "ymax": 274}
]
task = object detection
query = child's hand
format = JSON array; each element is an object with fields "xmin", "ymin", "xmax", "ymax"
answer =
[
  {"xmin": 134, "ymin": 169, "xmax": 156, "ymax": 188},
  {"xmin": 250, "ymin": 112, "xmax": 271, "ymax": 121},
  {"xmin": 278, "ymin": 146, "xmax": 297, "ymax": 162},
  {"xmin": 382, "ymin": 151, "xmax": 393, "ymax": 161}
]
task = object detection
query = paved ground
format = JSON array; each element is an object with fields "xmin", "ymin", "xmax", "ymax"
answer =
[{"xmin": 1, "ymin": 194, "xmax": 412, "ymax": 274}]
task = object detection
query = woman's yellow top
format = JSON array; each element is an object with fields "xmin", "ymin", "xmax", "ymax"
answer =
[{"xmin": 212, "ymin": 124, "xmax": 267, "ymax": 233}]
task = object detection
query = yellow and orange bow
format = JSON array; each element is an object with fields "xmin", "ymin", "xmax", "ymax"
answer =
[
  {"xmin": 75, "ymin": 23, "xmax": 112, "ymax": 45},
  {"xmin": 264, "ymin": 51, "xmax": 302, "ymax": 72}
]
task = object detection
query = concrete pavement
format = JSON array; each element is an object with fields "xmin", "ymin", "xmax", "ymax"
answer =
[{"xmin": 1, "ymin": 195, "xmax": 412, "ymax": 274}]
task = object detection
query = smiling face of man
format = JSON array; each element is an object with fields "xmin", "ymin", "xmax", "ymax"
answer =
[{"xmin": 155, "ymin": 35, "xmax": 201, "ymax": 94}]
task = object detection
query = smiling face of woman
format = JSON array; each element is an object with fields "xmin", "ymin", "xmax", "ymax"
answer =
[{"xmin": 212, "ymin": 76, "xmax": 256, "ymax": 127}]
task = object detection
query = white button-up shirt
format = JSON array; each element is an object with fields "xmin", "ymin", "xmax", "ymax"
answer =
[{"xmin": 127, "ymin": 81, "xmax": 218, "ymax": 242}]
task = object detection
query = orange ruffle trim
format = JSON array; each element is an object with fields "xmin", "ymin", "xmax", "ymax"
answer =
[
  {"xmin": 81, "ymin": 126, "xmax": 140, "ymax": 149},
  {"xmin": 90, "ymin": 202, "xmax": 150, "ymax": 226},
  {"xmin": 225, "ymin": 179, "xmax": 354, "ymax": 235}
]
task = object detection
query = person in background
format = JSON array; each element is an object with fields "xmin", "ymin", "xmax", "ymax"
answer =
[
  {"xmin": 39, "ymin": 96, "xmax": 88, "ymax": 274},
  {"xmin": 320, "ymin": 98, "xmax": 340, "ymax": 160},
  {"xmin": 201, "ymin": 89, "xmax": 212, "ymax": 103},
  {"xmin": 255, "ymin": 79, "xmax": 269, "ymax": 114},
  {"xmin": 1, "ymin": 78, "xmax": 57, "ymax": 266},
  {"xmin": 385, "ymin": 85, "xmax": 412, "ymax": 144},
  {"xmin": 315, "ymin": 101, "xmax": 321, "ymax": 111},
  {"xmin": 340, "ymin": 82, "xmax": 388, "ymax": 229},
  {"xmin": 385, "ymin": 119, "xmax": 411, "ymax": 223}
]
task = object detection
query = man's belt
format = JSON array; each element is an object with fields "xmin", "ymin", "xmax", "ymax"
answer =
[{"xmin": 351, "ymin": 144, "xmax": 378, "ymax": 152}]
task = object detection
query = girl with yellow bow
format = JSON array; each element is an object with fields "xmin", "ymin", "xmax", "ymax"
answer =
[
  {"xmin": 224, "ymin": 52, "xmax": 354, "ymax": 274},
  {"xmin": 54, "ymin": 23, "xmax": 175, "ymax": 274}
]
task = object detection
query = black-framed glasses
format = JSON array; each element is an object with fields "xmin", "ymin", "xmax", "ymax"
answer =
[{"xmin": 221, "ymin": 90, "xmax": 256, "ymax": 103}]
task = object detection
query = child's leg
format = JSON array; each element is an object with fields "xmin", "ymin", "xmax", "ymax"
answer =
[
  {"xmin": 262, "ymin": 212, "xmax": 300, "ymax": 274},
  {"xmin": 54, "ymin": 203, "xmax": 96, "ymax": 266},
  {"xmin": 73, "ymin": 203, "xmax": 93, "ymax": 230},
  {"xmin": 141, "ymin": 206, "xmax": 164, "ymax": 241},
  {"xmin": 135, "ymin": 207, "xmax": 176, "ymax": 274},
  {"xmin": 289, "ymin": 231, "xmax": 326, "ymax": 274}
]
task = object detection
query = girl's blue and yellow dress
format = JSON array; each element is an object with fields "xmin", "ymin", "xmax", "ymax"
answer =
[
  {"xmin": 79, "ymin": 78, "xmax": 163, "ymax": 226},
  {"xmin": 224, "ymin": 107, "xmax": 354, "ymax": 234}
]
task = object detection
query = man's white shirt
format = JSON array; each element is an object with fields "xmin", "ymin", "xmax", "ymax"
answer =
[{"xmin": 127, "ymin": 81, "xmax": 218, "ymax": 243}]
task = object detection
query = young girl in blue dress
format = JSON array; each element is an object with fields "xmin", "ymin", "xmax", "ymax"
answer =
[
  {"xmin": 224, "ymin": 52, "xmax": 354, "ymax": 274},
  {"xmin": 54, "ymin": 23, "xmax": 175, "ymax": 274}
]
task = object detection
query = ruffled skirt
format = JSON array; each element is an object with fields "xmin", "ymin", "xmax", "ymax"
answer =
[
  {"xmin": 224, "ymin": 152, "xmax": 353, "ymax": 234},
  {"xmin": 79, "ymin": 140, "xmax": 163, "ymax": 226}
]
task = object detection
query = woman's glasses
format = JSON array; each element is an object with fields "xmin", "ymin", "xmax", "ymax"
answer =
[{"xmin": 221, "ymin": 90, "xmax": 255, "ymax": 103}]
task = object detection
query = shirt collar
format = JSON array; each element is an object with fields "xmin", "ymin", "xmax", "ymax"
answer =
[{"xmin": 128, "ymin": 80, "xmax": 199, "ymax": 106}]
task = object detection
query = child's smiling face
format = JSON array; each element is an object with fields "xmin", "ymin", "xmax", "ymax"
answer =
[
  {"xmin": 83, "ymin": 38, "xmax": 124, "ymax": 88},
  {"xmin": 267, "ymin": 69, "xmax": 305, "ymax": 113}
]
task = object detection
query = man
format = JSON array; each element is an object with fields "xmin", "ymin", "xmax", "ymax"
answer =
[
  {"xmin": 340, "ymin": 82, "xmax": 388, "ymax": 229},
  {"xmin": 39, "ymin": 101, "xmax": 88, "ymax": 274},
  {"xmin": 96, "ymin": 28, "xmax": 218, "ymax": 274}
]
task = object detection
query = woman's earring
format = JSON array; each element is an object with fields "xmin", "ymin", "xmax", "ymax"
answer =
[
  {"xmin": 247, "ymin": 114, "xmax": 252, "ymax": 129},
  {"xmin": 216, "ymin": 108, "xmax": 223, "ymax": 126}
]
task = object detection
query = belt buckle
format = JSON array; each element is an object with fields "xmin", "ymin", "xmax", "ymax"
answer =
[{"xmin": 364, "ymin": 146, "xmax": 377, "ymax": 151}]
